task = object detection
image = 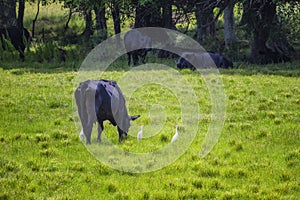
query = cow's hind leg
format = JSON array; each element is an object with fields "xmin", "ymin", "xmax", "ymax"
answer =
[
  {"xmin": 97, "ymin": 121, "xmax": 104, "ymax": 142},
  {"xmin": 84, "ymin": 123, "xmax": 93, "ymax": 144}
]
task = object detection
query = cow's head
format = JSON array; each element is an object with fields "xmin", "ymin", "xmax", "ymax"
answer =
[
  {"xmin": 117, "ymin": 115, "xmax": 141, "ymax": 142},
  {"xmin": 221, "ymin": 57, "xmax": 233, "ymax": 68},
  {"xmin": 177, "ymin": 52, "xmax": 196, "ymax": 70}
]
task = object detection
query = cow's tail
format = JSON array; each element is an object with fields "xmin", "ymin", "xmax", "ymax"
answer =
[{"xmin": 75, "ymin": 85, "xmax": 86, "ymax": 141}]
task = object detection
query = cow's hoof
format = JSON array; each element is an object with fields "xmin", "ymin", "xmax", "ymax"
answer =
[
  {"xmin": 119, "ymin": 134, "xmax": 128, "ymax": 142},
  {"xmin": 79, "ymin": 130, "xmax": 84, "ymax": 141},
  {"xmin": 86, "ymin": 141, "xmax": 91, "ymax": 145}
]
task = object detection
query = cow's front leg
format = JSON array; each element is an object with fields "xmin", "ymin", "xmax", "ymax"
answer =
[
  {"xmin": 127, "ymin": 52, "xmax": 131, "ymax": 65},
  {"xmin": 141, "ymin": 50, "xmax": 147, "ymax": 64},
  {"xmin": 132, "ymin": 51, "xmax": 139, "ymax": 65},
  {"xmin": 117, "ymin": 127, "xmax": 127, "ymax": 142},
  {"xmin": 97, "ymin": 121, "xmax": 104, "ymax": 142}
]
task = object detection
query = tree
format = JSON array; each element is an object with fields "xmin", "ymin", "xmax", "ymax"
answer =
[
  {"xmin": 162, "ymin": 1, "xmax": 174, "ymax": 29},
  {"xmin": 62, "ymin": 0, "xmax": 75, "ymax": 31},
  {"xmin": 32, "ymin": 0, "xmax": 41, "ymax": 38},
  {"xmin": 0, "ymin": 0, "xmax": 18, "ymax": 29},
  {"xmin": 94, "ymin": 0, "xmax": 107, "ymax": 40},
  {"xmin": 194, "ymin": 0, "xmax": 230, "ymax": 44},
  {"xmin": 195, "ymin": 0, "xmax": 216, "ymax": 43},
  {"xmin": 17, "ymin": 0, "xmax": 25, "ymax": 29},
  {"xmin": 0, "ymin": 0, "xmax": 27, "ymax": 60},
  {"xmin": 240, "ymin": 0, "xmax": 300, "ymax": 63},
  {"xmin": 242, "ymin": 0, "xmax": 277, "ymax": 63},
  {"xmin": 223, "ymin": 0, "xmax": 236, "ymax": 46},
  {"xmin": 134, "ymin": 0, "xmax": 162, "ymax": 28},
  {"xmin": 82, "ymin": 4, "xmax": 94, "ymax": 37},
  {"xmin": 110, "ymin": 0, "xmax": 121, "ymax": 35}
]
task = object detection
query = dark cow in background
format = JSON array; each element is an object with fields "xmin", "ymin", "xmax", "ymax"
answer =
[
  {"xmin": 0, "ymin": 27, "xmax": 30, "ymax": 61},
  {"xmin": 208, "ymin": 52, "xmax": 233, "ymax": 68},
  {"xmin": 124, "ymin": 29, "xmax": 151, "ymax": 66},
  {"xmin": 177, "ymin": 52, "xmax": 233, "ymax": 70},
  {"xmin": 75, "ymin": 80, "xmax": 140, "ymax": 144}
]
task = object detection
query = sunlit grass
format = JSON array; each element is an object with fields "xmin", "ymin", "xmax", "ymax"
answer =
[{"xmin": 0, "ymin": 61, "xmax": 299, "ymax": 199}]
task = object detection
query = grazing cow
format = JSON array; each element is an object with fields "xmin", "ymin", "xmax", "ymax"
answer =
[
  {"xmin": 176, "ymin": 52, "xmax": 233, "ymax": 70},
  {"xmin": 0, "ymin": 27, "xmax": 30, "ymax": 61},
  {"xmin": 208, "ymin": 52, "xmax": 233, "ymax": 68},
  {"xmin": 124, "ymin": 29, "xmax": 151, "ymax": 66},
  {"xmin": 75, "ymin": 80, "xmax": 140, "ymax": 144}
]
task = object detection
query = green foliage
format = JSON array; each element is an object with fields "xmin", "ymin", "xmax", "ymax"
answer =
[{"xmin": 276, "ymin": 2, "xmax": 300, "ymax": 43}]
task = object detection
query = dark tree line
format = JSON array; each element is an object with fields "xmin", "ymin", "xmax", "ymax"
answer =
[{"xmin": 0, "ymin": 0, "xmax": 299, "ymax": 63}]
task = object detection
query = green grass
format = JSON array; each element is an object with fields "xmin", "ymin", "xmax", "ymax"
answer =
[
  {"xmin": 1, "ymin": 2, "xmax": 299, "ymax": 198},
  {"xmin": 0, "ymin": 59, "xmax": 299, "ymax": 199}
]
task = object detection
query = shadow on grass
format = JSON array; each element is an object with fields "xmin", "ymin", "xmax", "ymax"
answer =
[
  {"xmin": 0, "ymin": 61, "xmax": 81, "ymax": 74},
  {"xmin": 220, "ymin": 61, "xmax": 300, "ymax": 77},
  {"xmin": 1, "ymin": 55, "xmax": 300, "ymax": 77}
]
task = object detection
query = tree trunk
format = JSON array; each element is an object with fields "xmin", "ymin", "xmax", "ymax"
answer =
[
  {"xmin": 94, "ymin": 3, "xmax": 107, "ymax": 40},
  {"xmin": 134, "ymin": 1, "xmax": 162, "ymax": 28},
  {"xmin": 82, "ymin": 8, "xmax": 93, "ymax": 38},
  {"xmin": 64, "ymin": 8, "xmax": 72, "ymax": 31},
  {"xmin": 17, "ymin": 0, "xmax": 25, "ymax": 29},
  {"xmin": 249, "ymin": 1, "xmax": 276, "ymax": 64},
  {"xmin": 0, "ymin": 0, "xmax": 18, "ymax": 28},
  {"xmin": 110, "ymin": 0, "xmax": 121, "ymax": 47},
  {"xmin": 111, "ymin": 0, "xmax": 121, "ymax": 35},
  {"xmin": 162, "ymin": 1, "xmax": 173, "ymax": 29},
  {"xmin": 195, "ymin": 3, "xmax": 202, "ymax": 43},
  {"xmin": 195, "ymin": 1, "xmax": 216, "ymax": 44},
  {"xmin": 0, "ymin": 0, "xmax": 26, "ymax": 60},
  {"xmin": 32, "ymin": 0, "xmax": 40, "ymax": 38},
  {"xmin": 251, "ymin": 29, "xmax": 269, "ymax": 62},
  {"xmin": 134, "ymin": 2, "xmax": 143, "ymax": 28},
  {"xmin": 224, "ymin": 0, "xmax": 236, "ymax": 46}
]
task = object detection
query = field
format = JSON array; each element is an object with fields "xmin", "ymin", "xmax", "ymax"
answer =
[
  {"xmin": 0, "ymin": 58, "xmax": 300, "ymax": 199},
  {"xmin": 0, "ymin": 2, "xmax": 300, "ymax": 199}
]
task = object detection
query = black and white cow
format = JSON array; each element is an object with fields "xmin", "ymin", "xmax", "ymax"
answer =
[
  {"xmin": 75, "ymin": 80, "xmax": 140, "ymax": 144},
  {"xmin": 124, "ymin": 29, "xmax": 151, "ymax": 66},
  {"xmin": 176, "ymin": 52, "xmax": 233, "ymax": 70}
]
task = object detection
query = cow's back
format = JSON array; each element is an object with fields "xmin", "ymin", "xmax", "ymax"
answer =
[
  {"xmin": 95, "ymin": 80, "xmax": 116, "ymax": 125},
  {"xmin": 124, "ymin": 29, "xmax": 143, "ymax": 51},
  {"xmin": 95, "ymin": 80, "xmax": 130, "ymax": 132}
]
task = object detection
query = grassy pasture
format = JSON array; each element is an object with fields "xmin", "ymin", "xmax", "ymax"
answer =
[
  {"xmin": 0, "ymin": 2, "xmax": 299, "ymax": 199},
  {"xmin": 0, "ymin": 59, "xmax": 299, "ymax": 199}
]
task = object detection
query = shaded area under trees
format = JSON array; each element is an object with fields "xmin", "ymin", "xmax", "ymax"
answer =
[{"xmin": 0, "ymin": 0, "xmax": 299, "ymax": 64}]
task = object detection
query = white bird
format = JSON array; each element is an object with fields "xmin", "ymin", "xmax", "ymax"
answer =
[
  {"xmin": 137, "ymin": 125, "xmax": 143, "ymax": 141},
  {"xmin": 171, "ymin": 125, "xmax": 179, "ymax": 143}
]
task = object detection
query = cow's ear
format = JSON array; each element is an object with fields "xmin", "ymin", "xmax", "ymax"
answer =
[{"xmin": 130, "ymin": 115, "xmax": 140, "ymax": 121}]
